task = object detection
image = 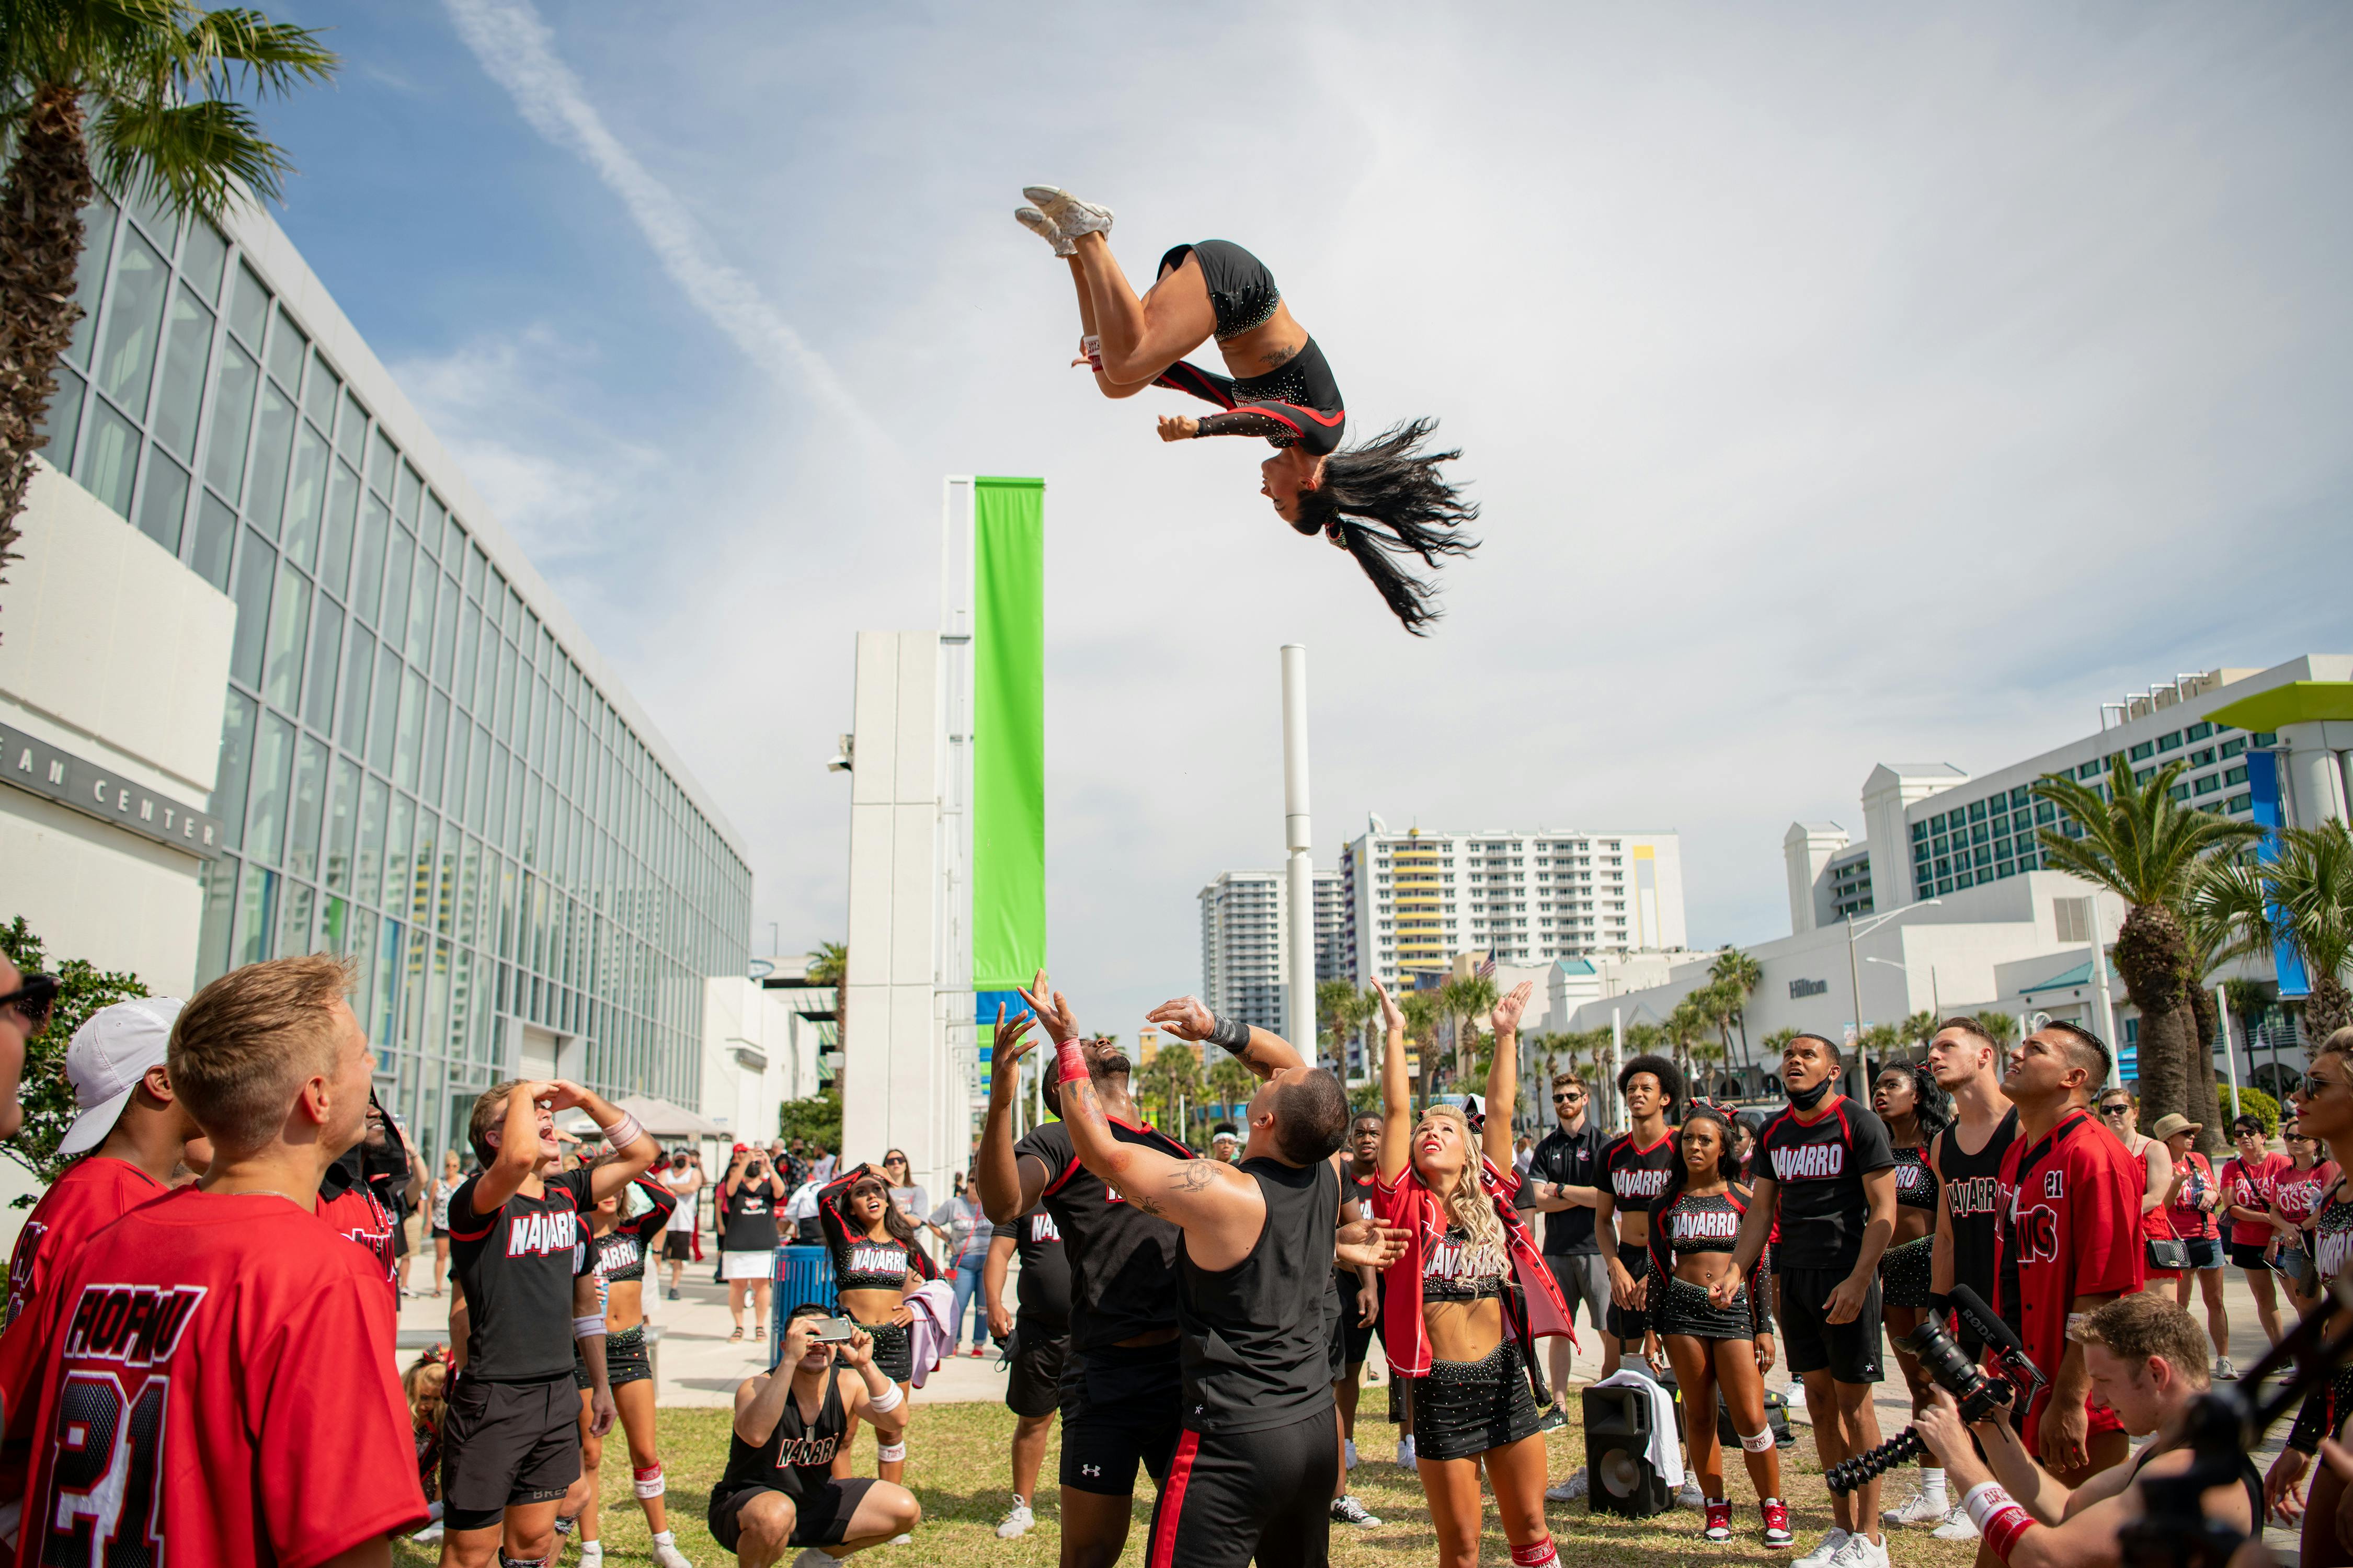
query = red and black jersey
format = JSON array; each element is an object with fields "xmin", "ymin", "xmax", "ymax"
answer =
[
  {"xmin": 447, "ymin": 1166, "xmax": 597, "ymax": 1383},
  {"xmin": 319, "ymin": 1176, "xmax": 399, "ymax": 1297},
  {"xmin": 590, "ymin": 1174, "xmax": 680, "ymax": 1286},
  {"xmin": 1997, "ymin": 1108, "xmax": 2145, "ymax": 1450},
  {"xmin": 0, "ymin": 1157, "xmax": 169, "ymax": 1505},
  {"xmin": 815, "ymin": 1165, "xmax": 940, "ymax": 1293},
  {"xmin": 1015, "ymin": 1115, "xmax": 1194, "ymax": 1352},
  {"xmin": 14, "ymin": 1187, "xmax": 426, "ymax": 1564},
  {"xmin": 1600, "ymin": 1129, "xmax": 1677, "ymax": 1216},
  {"xmin": 1757, "ymin": 1095, "xmax": 1897, "ymax": 1272}
]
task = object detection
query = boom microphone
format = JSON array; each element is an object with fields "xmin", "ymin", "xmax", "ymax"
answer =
[{"xmin": 1947, "ymin": 1285, "xmax": 2024, "ymax": 1358}]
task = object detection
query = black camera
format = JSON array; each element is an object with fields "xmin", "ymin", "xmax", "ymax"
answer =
[{"xmin": 1826, "ymin": 1287, "xmax": 2042, "ymax": 1494}]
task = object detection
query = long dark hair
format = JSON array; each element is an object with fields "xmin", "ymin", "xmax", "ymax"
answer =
[
  {"xmin": 851, "ymin": 1172, "xmax": 921, "ymax": 1248},
  {"xmin": 1656, "ymin": 1105, "xmax": 1743, "ymax": 1219},
  {"xmin": 1879, "ymin": 1063, "xmax": 1954, "ymax": 1145},
  {"xmin": 1293, "ymin": 418, "xmax": 1479, "ymax": 634}
]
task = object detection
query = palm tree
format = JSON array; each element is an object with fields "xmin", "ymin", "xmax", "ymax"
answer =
[
  {"xmin": 2200, "ymin": 821, "xmax": 2353, "ymax": 1044},
  {"xmin": 1317, "ymin": 978, "xmax": 1365, "ymax": 1078},
  {"xmin": 1708, "ymin": 949, "xmax": 1764, "ymax": 1068},
  {"xmin": 1442, "ymin": 974, "xmax": 1498, "ymax": 1087},
  {"xmin": 1900, "ymin": 1011, "xmax": 1941, "ymax": 1056},
  {"xmin": 1857, "ymin": 1022, "xmax": 1901, "ymax": 1081},
  {"xmin": 2033, "ymin": 757, "xmax": 2263, "ymax": 1153},
  {"xmin": 1206, "ymin": 1056, "xmax": 1255, "ymax": 1126},
  {"xmin": 1138, "ymin": 1041, "xmax": 1202, "ymax": 1137},
  {"xmin": 0, "ymin": 2, "xmax": 336, "ymax": 616},
  {"xmin": 806, "ymin": 939, "xmax": 847, "ymax": 1092},
  {"xmin": 1400, "ymin": 991, "xmax": 1438, "ymax": 1103},
  {"xmin": 1973, "ymin": 1010, "xmax": 2019, "ymax": 1050}
]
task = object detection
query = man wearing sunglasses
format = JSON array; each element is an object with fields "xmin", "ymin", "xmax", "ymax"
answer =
[
  {"xmin": 0, "ymin": 954, "xmax": 58, "ymax": 1140},
  {"xmin": 1520, "ymin": 1073, "xmax": 1613, "ymax": 1412}
]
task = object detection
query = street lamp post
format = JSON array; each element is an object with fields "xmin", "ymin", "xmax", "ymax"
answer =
[
  {"xmin": 1863, "ymin": 955, "xmax": 1940, "ymax": 1018},
  {"xmin": 1845, "ymin": 901, "xmax": 1944, "ymax": 1093}
]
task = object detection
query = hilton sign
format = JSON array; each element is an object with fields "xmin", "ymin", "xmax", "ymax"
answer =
[{"xmin": 1, "ymin": 723, "xmax": 224, "ymax": 860}]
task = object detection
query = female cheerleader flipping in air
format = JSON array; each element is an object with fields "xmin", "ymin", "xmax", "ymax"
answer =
[
  {"xmin": 1015, "ymin": 186, "xmax": 1479, "ymax": 633},
  {"xmin": 1370, "ymin": 977, "xmax": 1571, "ymax": 1568}
]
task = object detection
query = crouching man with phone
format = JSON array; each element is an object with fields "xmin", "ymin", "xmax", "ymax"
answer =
[{"xmin": 709, "ymin": 1305, "xmax": 922, "ymax": 1566}]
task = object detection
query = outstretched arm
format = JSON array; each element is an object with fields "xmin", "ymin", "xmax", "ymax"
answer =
[
  {"xmin": 1021, "ymin": 972, "xmax": 1264, "ymax": 1259},
  {"xmin": 1373, "ymin": 979, "xmax": 1410, "ymax": 1184},
  {"xmin": 1482, "ymin": 982, "xmax": 1533, "ymax": 1171},
  {"xmin": 1146, "ymin": 995, "xmax": 1305, "ymax": 1081},
  {"xmin": 977, "ymin": 1005, "xmax": 1051, "ymax": 1224}
]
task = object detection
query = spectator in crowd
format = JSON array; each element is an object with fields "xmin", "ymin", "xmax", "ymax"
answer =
[
  {"xmin": 721, "ymin": 1145, "xmax": 787, "ymax": 1342},
  {"xmin": 431, "ymin": 1148, "xmax": 465, "ymax": 1297},
  {"xmin": 881, "ymin": 1150, "xmax": 930, "ymax": 1257},
  {"xmin": 930, "ymin": 1178, "xmax": 996, "ymax": 1357},
  {"xmin": 0, "ymin": 953, "xmax": 55, "ymax": 1138},
  {"xmin": 2220, "ymin": 1113, "xmax": 2290, "ymax": 1352},
  {"xmin": 809, "ymin": 1144, "xmax": 838, "ymax": 1184},
  {"xmin": 659, "ymin": 1146, "xmax": 705, "ymax": 1300},
  {"xmin": 2269, "ymin": 1120, "xmax": 2336, "ymax": 1313},
  {"xmin": 1521, "ymin": 1071, "xmax": 1611, "ymax": 1393},
  {"xmin": 1212, "ymin": 1123, "xmax": 1242, "ymax": 1163},
  {"xmin": 2153, "ymin": 1113, "xmax": 2231, "ymax": 1380}
]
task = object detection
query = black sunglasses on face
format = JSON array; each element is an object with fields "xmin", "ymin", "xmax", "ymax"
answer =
[
  {"xmin": 2301, "ymin": 1073, "xmax": 2341, "ymax": 1098},
  {"xmin": 0, "ymin": 974, "xmax": 58, "ymax": 1031},
  {"xmin": 1552, "ymin": 1093, "xmax": 1583, "ymax": 1103},
  {"xmin": 2099, "ymin": 1103, "xmax": 2130, "ymax": 1116}
]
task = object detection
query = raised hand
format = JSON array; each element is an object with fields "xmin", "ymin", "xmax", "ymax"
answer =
[
  {"xmin": 1369, "ymin": 977, "xmax": 1404, "ymax": 1036},
  {"xmin": 1147, "ymin": 997, "xmax": 1216, "ymax": 1043},
  {"xmin": 991, "ymin": 1004, "xmax": 1038, "ymax": 1091},
  {"xmin": 779, "ymin": 1318, "xmax": 819, "ymax": 1369},
  {"xmin": 541, "ymin": 1079, "xmax": 591, "ymax": 1113},
  {"xmin": 1490, "ymin": 981, "xmax": 1534, "ymax": 1038},
  {"xmin": 1016, "ymin": 970, "xmax": 1081, "ymax": 1044},
  {"xmin": 839, "ymin": 1327, "xmax": 874, "ymax": 1370}
]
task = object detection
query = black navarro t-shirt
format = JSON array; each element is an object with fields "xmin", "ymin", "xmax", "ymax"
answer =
[
  {"xmin": 1014, "ymin": 1116, "xmax": 1192, "ymax": 1352},
  {"xmin": 1759, "ymin": 1095, "xmax": 1895, "ymax": 1272},
  {"xmin": 448, "ymin": 1166, "xmax": 598, "ymax": 1382},
  {"xmin": 1013, "ymin": 1208, "xmax": 1071, "ymax": 1330},
  {"xmin": 1602, "ymin": 1129, "xmax": 1678, "ymax": 1217},
  {"xmin": 1526, "ymin": 1121, "xmax": 1609, "ymax": 1255}
]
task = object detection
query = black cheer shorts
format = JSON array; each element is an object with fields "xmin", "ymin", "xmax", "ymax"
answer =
[
  {"xmin": 1157, "ymin": 239, "xmax": 1279, "ymax": 339},
  {"xmin": 1880, "ymin": 1235, "xmax": 1935, "ymax": 1310},
  {"xmin": 853, "ymin": 1318, "xmax": 912, "ymax": 1384},
  {"xmin": 572, "ymin": 1325, "xmax": 653, "ymax": 1391},
  {"xmin": 1145, "ymin": 1407, "xmax": 1338, "ymax": 1568},
  {"xmin": 1607, "ymin": 1250, "xmax": 1652, "ymax": 1343},
  {"xmin": 1409, "ymin": 1339, "xmax": 1544, "ymax": 1462},
  {"xmin": 1006, "ymin": 1320, "xmax": 1068, "ymax": 1420},
  {"xmin": 1779, "ymin": 1265, "xmax": 1883, "ymax": 1383},
  {"xmin": 1652, "ymin": 1272, "xmax": 1758, "ymax": 1342},
  {"xmin": 1059, "ymin": 1340, "xmax": 1184, "ymax": 1496},
  {"xmin": 710, "ymin": 1477, "xmax": 877, "ymax": 1550},
  {"xmin": 440, "ymin": 1374, "xmax": 581, "ymax": 1532}
]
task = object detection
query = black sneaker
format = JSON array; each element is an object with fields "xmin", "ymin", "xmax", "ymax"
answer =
[{"xmin": 1331, "ymin": 1495, "xmax": 1382, "ymax": 1528}]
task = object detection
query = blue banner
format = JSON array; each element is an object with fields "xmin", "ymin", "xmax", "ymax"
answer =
[{"xmin": 2249, "ymin": 751, "xmax": 2312, "ymax": 997}]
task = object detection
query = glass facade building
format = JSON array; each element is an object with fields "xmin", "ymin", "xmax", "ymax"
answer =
[{"xmin": 36, "ymin": 185, "xmax": 752, "ymax": 1158}]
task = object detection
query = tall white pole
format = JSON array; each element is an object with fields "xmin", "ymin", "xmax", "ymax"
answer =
[
  {"xmin": 2086, "ymin": 898, "xmax": 2121, "ymax": 1090},
  {"xmin": 2215, "ymin": 980, "xmax": 2240, "ymax": 1114},
  {"xmin": 1281, "ymin": 645, "xmax": 1317, "ymax": 1056},
  {"xmin": 1607, "ymin": 1005, "xmax": 1625, "ymax": 1131}
]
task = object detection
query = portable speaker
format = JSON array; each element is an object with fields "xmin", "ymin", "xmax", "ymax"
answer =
[{"xmin": 1582, "ymin": 1383, "xmax": 1671, "ymax": 1518}]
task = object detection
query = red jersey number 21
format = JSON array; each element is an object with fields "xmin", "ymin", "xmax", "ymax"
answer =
[{"xmin": 43, "ymin": 1371, "xmax": 167, "ymax": 1566}]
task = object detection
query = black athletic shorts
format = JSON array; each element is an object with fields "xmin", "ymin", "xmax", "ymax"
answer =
[
  {"xmin": 1778, "ymin": 1265, "xmax": 1883, "ymax": 1383},
  {"xmin": 440, "ymin": 1374, "xmax": 581, "ymax": 1531},
  {"xmin": 1328, "ymin": 1275, "xmax": 1376, "ymax": 1374},
  {"xmin": 1059, "ymin": 1340, "xmax": 1184, "ymax": 1496},
  {"xmin": 1145, "ymin": 1407, "xmax": 1338, "ymax": 1568},
  {"xmin": 1607, "ymin": 1250, "xmax": 1652, "ymax": 1343},
  {"xmin": 1007, "ymin": 1321, "xmax": 1068, "ymax": 1420},
  {"xmin": 709, "ymin": 1477, "xmax": 876, "ymax": 1550},
  {"xmin": 663, "ymin": 1231, "xmax": 693, "ymax": 1262}
]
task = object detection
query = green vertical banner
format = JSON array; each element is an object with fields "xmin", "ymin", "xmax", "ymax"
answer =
[{"xmin": 972, "ymin": 477, "xmax": 1046, "ymax": 990}]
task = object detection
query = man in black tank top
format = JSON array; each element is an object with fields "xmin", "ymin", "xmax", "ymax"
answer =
[
  {"xmin": 1926, "ymin": 1018, "xmax": 2020, "ymax": 1364},
  {"xmin": 709, "ymin": 1304, "xmax": 920, "ymax": 1564},
  {"xmin": 998, "ymin": 974, "xmax": 1403, "ymax": 1568},
  {"xmin": 1912, "ymin": 1292, "xmax": 2259, "ymax": 1566}
]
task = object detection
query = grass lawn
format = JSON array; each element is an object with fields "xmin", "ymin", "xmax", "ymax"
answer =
[{"xmin": 392, "ymin": 1401, "xmax": 1991, "ymax": 1567}]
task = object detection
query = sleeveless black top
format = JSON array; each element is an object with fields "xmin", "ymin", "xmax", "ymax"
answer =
[
  {"xmin": 1177, "ymin": 1157, "xmax": 1339, "ymax": 1436},
  {"xmin": 1892, "ymin": 1144, "xmax": 1940, "ymax": 1212},
  {"xmin": 716, "ymin": 1367, "xmax": 849, "ymax": 1504},
  {"xmin": 1654, "ymin": 1189, "xmax": 1746, "ymax": 1259},
  {"xmin": 1937, "ymin": 1108, "xmax": 2019, "ymax": 1322},
  {"xmin": 721, "ymin": 1178, "xmax": 780, "ymax": 1252},
  {"xmin": 1419, "ymin": 1223, "xmax": 1510, "ymax": 1304}
]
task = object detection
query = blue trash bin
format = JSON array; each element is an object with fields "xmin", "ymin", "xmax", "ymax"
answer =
[{"xmin": 771, "ymin": 1245, "xmax": 837, "ymax": 1366}]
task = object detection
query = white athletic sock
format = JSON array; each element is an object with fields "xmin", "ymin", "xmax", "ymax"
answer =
[
  {"xmin": 1921, "ymin": 1468, "xmax": 1948, "ymax": 1506},
  {"xmin": 652, "ymin": 1530, "xmax": 676, "ymax": 1545}
]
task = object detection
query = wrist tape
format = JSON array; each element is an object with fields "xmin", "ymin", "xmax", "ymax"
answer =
[
  {"xmin": 573, "ymin": 1315, "xmax": 604, "ymax": 1341},
  {"xmin": 2064, "ymin": 1311, "xmax": 2090, "ymax": 1344},
  {"xmin": 1963, "ymin": 1482, "xmax": 2036, "ymax": 1562},
  {"xmin": 1205, "ymin": 1011, "xmax": 1251, "ymax": 1052},
  {"xmin": 599, "ymin": 1112, "xmax": 643, "ymax": 1149},
  {"xmin": 1738, "ymin": 1426, "xmax": 1776, "ymax": 1454},
  {"xmin": 1056, "ymin": 1038, "xmax": 1091, "ymax": 1084},
  {"xmin": 867, "ymin": 1380, "xmax": 904, "ymax": 1413},
  {"xmin": 633, "ymin": 1463, "xmax": 664, "ymax": 1499}
]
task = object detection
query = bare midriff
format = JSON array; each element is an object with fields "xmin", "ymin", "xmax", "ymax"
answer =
[{"xmin": 1423, "ymin": 1294, "xmax": 1505, "ymax": 1365}]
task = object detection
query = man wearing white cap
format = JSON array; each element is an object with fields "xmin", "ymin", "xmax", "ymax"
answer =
[{"xmin": 0, "ymin": 995, "xmax": 205, "ymax": 1538}]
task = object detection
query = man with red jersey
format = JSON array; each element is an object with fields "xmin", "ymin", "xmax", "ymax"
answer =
[
  {"xmin": 0, "ymin": 998, "xmax": 205, "ymax": 1543},
  {"xmin": 1996, "ymin": 1022, "xmax": 2143, "ymax": 1486},
  {"xmin": 12, "ymin": 954, "xmax": 427, "ymax": 1565},
  {"xmin": 440, "ymin": 1079, "xmax": 655, "ymax": 1568}
]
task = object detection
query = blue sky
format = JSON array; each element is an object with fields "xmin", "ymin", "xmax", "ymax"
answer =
[{"xmin": 255, "ymin": 2, "xmax": 2353, "ymax": 1032}]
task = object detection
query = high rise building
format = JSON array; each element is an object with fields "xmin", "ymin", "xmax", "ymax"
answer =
[
  {"xmin": 1337, "ymin": 819, "xmax": 1688, "ymax": 988},
  {"xmin": 1197, "ymin": 868, "xmax": 1344, "ymax": 1034},
  {"xmin": 3, "ymin": 182, "xmax": 751, "ymax": 1161}
]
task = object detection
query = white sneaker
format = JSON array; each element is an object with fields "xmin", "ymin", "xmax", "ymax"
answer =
[
  {"xmin": 410, "ymin": 1522, "xmax": 443, "ymax": 1544},
  {"xmin": 1013, "ymin": 205, "xmax": 1076, "ymax": 257},
  {"xmin": 578, "ymin": 1543, "xmax": 603, "ymax": 1568},
  {"xmin": 1933, "ymin": 1505, "xmax": 1981, "ymax": 1541},
  {"xmin": 1020, "ymin": 186, "xmax": 1113, "ymax": 238},
  {"xmin": 1830, "ymin": 1532, "xmax": 1890, "ymax": 1568},
  {"xmin": 996, "ymin": 1502, "xmax": 1035, "ymax": 1539},
  {"xmin": 1676, "ymin": 1479, "xmax": 1707, "ymax": 1508},
  {"xmin": 1331, "ymin": 1494, "xmax": 1381, "ymax": 1527},
  {"xmin": 2214, "ymin": 1356, "xmax": 2238, "ymax": 1381},
  {"xmin": 1883, "ymin": 1482, "xmax": 1950, "ymax": 1526},
  {"xmin": 1344, "ymin": 1439, "xmax": 1357, "ymax": 1470},
  {"xmin": 1792, "ymin": 1527, "xmax": 1851, "ymax": 1568},
  {"xmin": 1395, "ymin": 1436, "xmax": 1416, "ymax": 1466},
  {"xmin": 650, "ymin": 1538, "xmax": 692, "ymax": 1568},
  {"xmin": 1546, "ymin": 1470, "xmax": 1589, "ymax": 1502},
  {"xmin": 886, "ymin": 1534, "xmax": 913, "ymax": 1546},
  {"xmin": 794, "ymin": 1551, "xmax": 842, "ymax": 1568}
]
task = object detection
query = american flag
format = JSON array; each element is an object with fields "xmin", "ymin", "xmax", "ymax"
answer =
[{"xmin": 1477, "ymin": 952, "xmax": 1497, "ymax": 980}]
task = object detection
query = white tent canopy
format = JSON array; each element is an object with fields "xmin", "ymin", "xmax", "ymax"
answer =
[{"xmin": 556, "ymin": 1093, "xmax": 729, "ymax": 1141}]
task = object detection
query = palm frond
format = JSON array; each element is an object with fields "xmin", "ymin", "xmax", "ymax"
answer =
[
  {"xmin": 2031, "ymin": 757, "xmax": 2263, "ymax": 909},
  {"xmin": 174, "ymin": 7, "xmax": 338, "ymax": 100}
]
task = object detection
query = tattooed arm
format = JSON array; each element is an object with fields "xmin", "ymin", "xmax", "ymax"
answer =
[{"xmin": 1020, "ymin": 972, "xmax": 1267, "ymax": 1271}]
